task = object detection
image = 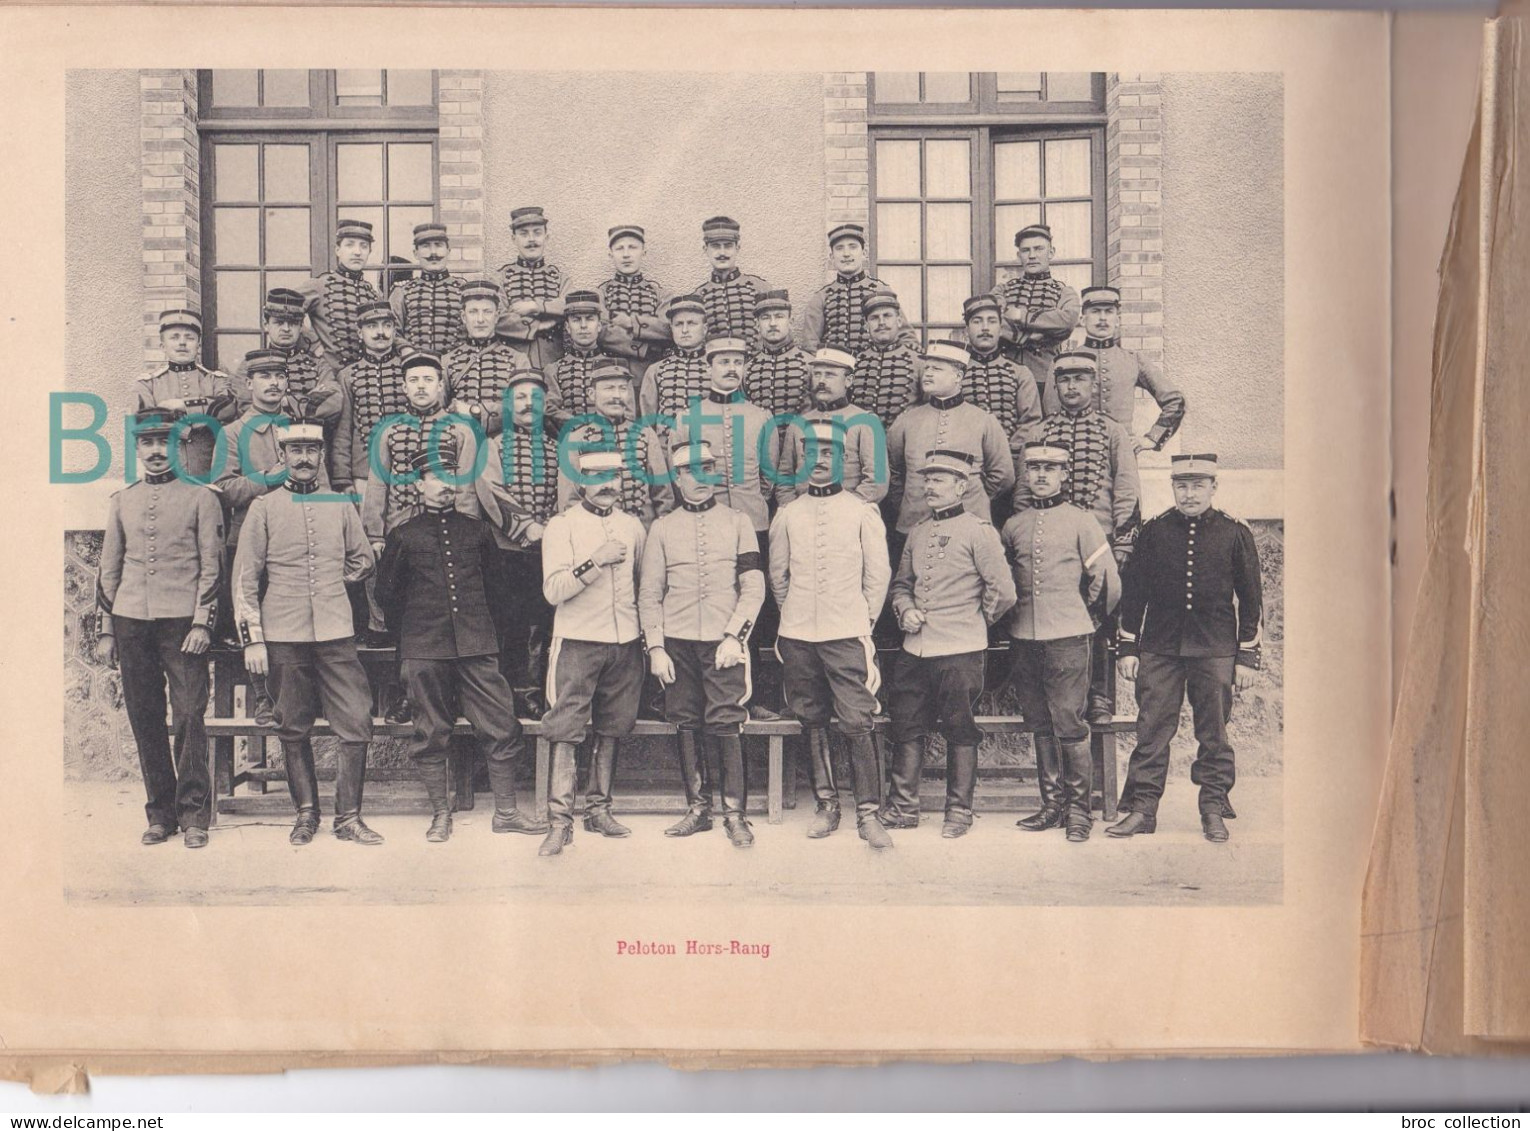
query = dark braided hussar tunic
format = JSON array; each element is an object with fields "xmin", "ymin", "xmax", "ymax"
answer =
[
  {"xmin": 850, "ymin": 341, "xmax": 922, "ymax": 430},
  {"xmin": 1018, "ymin": 409, "xmax": 1141, "ymax": 549},
  {"xmin": 444, "ymin": 337, "xmax": 530, "ymax": 436},
  {"xmin": 361, "ymin": 412, "xmax": 482, "ymax": 541},
  {"xmin": 597, "ymin": 272, "xmax": 672, "ymax": 365},
  {"xmin": 639, "ymin": 345, "xmax": 710, "ymax": 424},
  {"xmin": 994, "ymin": 270, "xmax": 1080, "ymax": 385},
  {"xmin": 390, "ymin": 271, "xmax": 467, "ymax": 356},
  {"xmin": 494, "ymin": 257, "xmax": 568, "ymax": 368},
  {"xmin": 333, "ymin": 349, "xmax": 411, "ymax": 487},
  {"xmin": 1041, "ymin": 337, "xmax": 1188, "ymax": 450},
  {"xmin": 299, "ymin": 268, "xmax": 380, "ymax": 369},
  {"xmin": 477, "ymin": 423, "xmax": 560, "ymax": 549},
  {"xmin": 962, "ymin": 347, "xmax": 1043, "ymax": 448},
  {"xmin": 544, "ymin": 346, "xmax": 612, "ymax": 427},
  {"xmin": 695, "ymin": 268, "xmax": 771, "ymax": 346},
  {"xmin": 556, "ymin": 417, "xmax": 666, "ymax": 527},
  {"xmin": 744, "ymin": 342, "xmax": 813, "ymax": 420},
  {"xmin": 801, "ymin": 271, "xmax": 892, "ymax": 355}
]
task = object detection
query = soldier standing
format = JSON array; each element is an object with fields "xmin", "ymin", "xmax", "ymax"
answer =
[
  {"xmin": 544, "ymin": 290, "xmax": 615, "ymax": 429},
  {"xmin": 769, "ymin": 421, "xmax": 894, "ymax": 850},
  {"xmin": 1110, "ymin": 454, "xmax": 1263, "ymax": 843},
  {"xmin": 1049, "ymin": 285, "xmax": 1187, "ymax": 453},
  {"xmin": 884, "ymin": 451, "xmax": 1016, "ymax": 838},
  {"xmin": 996, "ymin": 223, "xmax": 1081, "ymax": 395},
  {"xmin": 95, "ymin": 409, "xmax": 223, "ymax": 848},
  {"xmin": 959, "ymin": 293, "xmax": 1043, "ymax": 456},
  {"xmin": 800, "ymin": 223, "xmax": 913, "ymax": 355},
  {"xmin": 375, "ymin": 446, "xmax": 548, "ymax": 843},
  {"xmin": 777, "ymin": 348, "xmax": 887, "ymax": 506},
  {"xmin": 598, "ymin": 225, "xmax": 673, "ymax": 382},
  {"xmin": 230, "ymin": 288, "xmax": 335, "ymax": 416},
  {"xmin": 743, "ymin": 289, "xmax": 812, "ymax": 423},
  {"xmin": 443, "ymin": 277, "xmax": 530, "ymax": 438},
  {"xmin": 297, "ymin": 218, "xmax": 382, "ymax": 375},
  {"xmin": 1003, "ymin": 441, "xmax": 1121, "ymax": 842},
  {"xmin": 847, "ymin": 289, "xmax": 922, "ymax": 430},
  {"xmin": 693, "ymin": 216, "xmax": 771, "ymax": 346},
  {"xmin": 638, "ymin": 294, "xmax": 710, "ymax": 426},
  {"xmin": 133, "ymin": 308, "xmax": 237, "ymax": 480},
  {"xmin": 389, "ymin": 222, "xmax": 467, "ymax": 357},
  {"xmin": 475, "ymin": 367, "xmax": 560, "ymax": 717},
  {"xmin": 234, "ymin": 417, "xmax": 381, "ymax": 846},
  {"xmin": 539, "ymin": 448, "xmax": 649, "ymax": 856},
  {"xmin": 639, "ymin": 440, "xmax": 765, "ymax": 847},
  {"xmin": 494, "ymin": 206, "xmax": 568, "ymax": 371},
  {"xmin": 330, "ymin": 299, "xmax": 411, "ymax": 497},
  {"xmin": 557, "ymin": 361, "xmax": 670, "ymax": 526}
]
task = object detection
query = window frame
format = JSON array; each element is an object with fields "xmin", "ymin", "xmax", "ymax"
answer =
[
  {"xmin": 198, "ymin": 69, "xmax": 440, "ymax": 124},
  {"xmin": 868, "ymin": 71, "xmax": 1106, "ymax": 120}
]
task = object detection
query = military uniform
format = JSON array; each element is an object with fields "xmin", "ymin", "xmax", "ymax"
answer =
[
  {"xmin": 443, "ymin": 279, "xmax": 532, "ymax": 438},
  {"xmin": 544, "ymin": 345, "xmax": 621, "ymax": 430},
  {"xmin": 668, "ymin": 385, "xmax": 781, "ymax": 537},
  {"xmin": 995, "ymin": 225, "xmax": 1081, "ymax": 392},
  {"xmin": 96, "ymin": 411, "xmax": 223, "ymax": 841},
  {"xmin": 330, "ymin": 316, "xmax": 411, "ymax": 492},
  {"xmin": 133, "ymin": 309, "xmax": 238, "ymax": 480},
  {"xmin": 362, "ymin": 411, "xmax": 483, "ymax": 545},
  {"xmin": 296, "ymin": 219, "xmax": 383, "ymax": 371},
  {"xmin": 885, "ymin": 394, "xmax": 1016, "ymax": 534},
  {"xmin": 694, "ymin": 216, "xmax": 771, "ymax": 346},
  {"xmin": 638, "ymin": 295, "xmax": 711, "ymax": 425},
  {"xmin": 638, "ymin": 441, "xmax": 765, "ymax": 843},
  {"xmin": 778, "ymin": 393, "xmax": 888, "ymax": 506},
  {"xmin": 743, "ymin": 291, "xmax": 813, "ymax": 421},
  {"xmin": 229, "ymin": 289, "xmax": 337, "ymax": 413},
  {"xmin": 1114, "ymin": 455, "xmax": 1264, "ymax": 833},
  {"xmin": 769, "ymin": 428, "xmax": 893, "ymax": 847},
  {"xmin": 800, "ymin": 224, "xmax": 915, "ymax": 355},
  {"xmin": 958, "ymin": 294, "xmax": 1044, "ymax": 454},
  {"xmin": 540, "ymin": 458, "xmax": 649, "ymax": 852},
  {"xmin": 494, "ymin": 207, "xmax": 568, "ymax": 370},
  {"xmin": 1002, "ymin": 450, "xmax": 1122, "ymax": 839},
  {"xmin": 885, "ymin": 460, "xmax": 1017, "ymax": 836},
  {"xmin": 375, "ymin": 450, "xmax": 544, "ymax": 841},
  {"xmin": 555, "ymin": 363, "xmax": 670, "ymax": 528},
  {"xmin": 233, "ymin": 421, "xmax": 379, "ymax": 844},
  {"xmin": 597, "ymin": 227, "xmax": 673, "ymax": 379},
  {"xmin": 388, "ymin": 222, "xmax": 467, "ymax": 357},
  {"xmin": 848, "ymin": 338, "xmax": 922, "ymax": 431}
]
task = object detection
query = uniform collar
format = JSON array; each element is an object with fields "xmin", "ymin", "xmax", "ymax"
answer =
[
  {"xmin": 1085, "ymin": 336, "xmax": 1118, "ymax": 350},
  {"xmin": 681, "ymin": 495, "xmax": 717, "ymax": 513},
  {"xmin": 567, "ymin": 344, "xmax": 600, "ymax": 359},
  {"xmin": 1173, "ymin": 507, "xmax": 1216, "ymax": 524},
  {"xmin": 338, "ymin": 267, "xmax": 366, "ymax": 282},
  {"xmin": 1022, "ymin": 269, "xmax": 1054, "ymax": 281},
  {"xmin": 284, "ymin": 476, "xmax": 321, "ymax": 495},
  {"xmin": 1057, "ymin": 404, "xmax": 1098, "ymax": 420},
  {"xmin": 516, "ymin": 256, "xmax": 546, "ymax": 270},
  {"xmin": 967, "ymin": 346, "xmax": 1002, "ymax": 363},
  {"xmin": 814, "ymin": 394, "xmax": 850, "ymax": 412},
  {"xmin": 425, "ymin": 502, "xmax": 455, "ymax": 515},
  {"xmin": 869, "ymin": 339, "xmax": 905, "ymax": 355},
  {"xmin": 807, "ymin": 482, "xmax": 842, "ymax": 498},
  {"xmin": 707, "ymin": 386, "xmax": 745, "ymax": 404},
  {"xmin": 364, "ymin": 346, "xmax": 401, "ymax": 364},
  {"xmin": 1031, "ymin": 493, "xmax": 1067, "ymax": 510},
  {"xmin": 927, "ymin": 392, "xmax": 964, "ymax": 410},
  {"xmin": 931, "ymin": 503, "xmax": 965, "ymax": 521},
  {"xmin": 613, "ymin": 270, "xmax": 645, "ymax": 284},
  {"xmin": 246, "ymin": 403, "xmax": 285, "ymax": 427},
  {"xmin": 581, "ymin": 498, "xmax": 614, "ymax": 518},
  {"xmin": 711, "ymin": 267, "xmax": 741, "ymax": 284},
  {"xmin": 836, "ymin": 271, "xmax": 867, "ymax": 285},
  {"xmin": 166, "ymin": 360, "xmax": 200, "ymax": 373},
  {"xmin": 420, "ymin": 269, "xmax": 450, "ymax": 282},
  {"xmin": 758, "ymin": 339, "xmax": 799, "ymax": 357},
  {"xmin": 675, "ymin": 345, "xmax": 706, "ymax": 360},
  {"xmin": 143, "ymin": 468, "xmax": 176, "ymax": 485},
  {"xmin": 467, "ymin": 334, "xmax": 497, "ymax": 348}
]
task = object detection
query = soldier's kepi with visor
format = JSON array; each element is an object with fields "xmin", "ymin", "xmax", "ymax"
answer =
[
  {"xmin": 388, "ymin": 221, "xmax": 466, "ymax": 356},
  {"xmin": 134, "ymin": 307, "xmax": 238, "ymax": 480},
  {"xmin": 445, "ymin": 276, "xmax": 530, "ymax": 437},
  {"xmin": 997, "ymin": 222, "xmax": 1081, "ymax": 391}
]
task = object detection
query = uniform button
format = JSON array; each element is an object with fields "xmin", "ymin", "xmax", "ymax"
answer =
[{"xmin": 148, "ymin": 569, "xmax": 156, "ymax": 575}]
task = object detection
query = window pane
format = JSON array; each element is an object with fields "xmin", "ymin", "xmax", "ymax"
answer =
[
  {"xmin": 211, "ymin": 70, "xmax": 258, "ymax": 107},
  {"xmin": 997, "ymin": 72, "xmax": 1043, "ymax": 98},
  {"xmin": 265, "ymin": 207, "xmax": 311, "ymax": 267},
  {"xmin": 924, "ymin": 139, "xmax": 971, "ymax": 199},
  {"xmin": 216, "ymin": 271, "xmax": 262, "ymax": 330},
  {"xmin": 213, "ymin": 144, "xmax": 258, "ymax": 203},
  {"xmin": 994, "ymin": 203, "xmax": 1043, "ymax": 251},
  {"xmin": 336, "ymin": 143, "xmax": 384, "ymax": 202},
  {"xmin": 387, "ymin": 143, "xmax": 434, "ymax": 201},
  {"xmin": 213, "ymin": 208, "xmax": 259, "ymax": 265},
  {"xmin": 922, "ymin": 72, "xmax": 971, "ymax": 104},
  {"xmin": 386, "ymin": 70, "xmax": 434, "ymax": 106},
  {"xmin": 335, "ymin": 69, "xmax": 383, "ymax": 106},
  {"xmin": 389, "ymin": 206, "xmax": 436, "ymax": 263},
  {"xmin": 265, "ymin": 270, "xmax": 310, "ymax": 296},
  {"xmin": 263, "ymin": 144, "xmax": 310, "ymax": 203},
  {"xmin": 874, "ymin": 72, "xmax": 920, "ymax": 103},
  {"xmin": 994, "ymin": 140, "xmax": 1041, "ymax": 201},
  {"xmin": 1053, "ymin": 262, "xmax": 1094, "ymax": 294},
  {"xmin": 344, "ymin": 207, "xmax": 386, "ymax": 265},
  {"xmin": 214, "ymin": 333, "xmax": 261, "ymax": 372},
  {"xmin": 925, "ymin": 203, "xmax": 971, "ymax": 261},
  {"xmin": 1045, "ymin": 138, "xmax": 1093, "ymax": 198},
  {"xmin": 1044, "ymin": 200, "xmax": 1092, "ymax": 261},
  {"xmin": 874, "ymin": 140, "xmax": 921, "ymax": 198},
  {"xmin": 875, "ymin": 203, "xmax": 922, "ymax": 261},
  {"xmin": 877, "ymin": 266, "xmax": 923, "ymax": 325},
  {"xmin": 1046, "ymin": 72, "xmax": 1097, "ymax": 103},
  {"xmin": 927, "ymin": 266, "xmax": 971, "ymax": 325},
  {"xmin": 262, "ymin": 69, "xmax": 310, "ymax": 107}
]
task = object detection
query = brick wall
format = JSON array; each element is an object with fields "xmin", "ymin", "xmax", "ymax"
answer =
[
  {"xmin": 437, "ymin": 70, "xmax": 485, "ymax": 275},
  {"xmin": 822, "ymin": 73, "xmax": 870, "ymax": 243},
  {"xmin": 139, "ymin": 69, "xmax": 201, "ymax": 369},
  {"xmin": 1105, "ymin": 75, "xmax": 1164, "ymax": 359}
]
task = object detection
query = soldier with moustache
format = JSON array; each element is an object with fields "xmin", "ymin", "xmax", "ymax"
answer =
[
  {"xmin": 883, "ymin": 450, "xmax": 1016, "ymax": 838},
  {"xmin": 597, "ymin": 225, "xmax": 673, "ymax": 382},
  {"xmin": 389, "ymin": 222, "xmax": 467, "ymax": 358},
  {"xmin": 1110, "ymin": 454, "xmax": 1264, "ymax": 844},
  {"xmin": 639, "ymin": 439, "xmax": 765, "ymax": 848},
  {"xmin": 996, "ymin": 223, "xmax": 1081, "ymax": 396},
  {"xmin": 848, "ymin": 289, "xmax": 923, "ymax": 431},
  {"xmin": 743, "ymin": 289, "xmax": 812, "ymax": 424},
  {"xmin": 800, "ymin": 223, "xmax": 914, "ymax": 355},
  {"xmin": 1016, "ymin": 351, "xmax": 1141, "ymax": 725},
  {"xmin": 777, "ymin": 348, "xmax": 887, "ymax": 506},
  {"xmin": 375, "ymin": 439, "xmax": 547, "ymax": 843},
  {"xmin": 133, "ymin": 308, "xmax": 238, "ymax": 480},
  {"xmin": 297, "ymin": 218, "xmax": 383, "ymax": 375},
  {"xmin": 959, "ymin": 293, "xmax": 1044, "ymax": 457},
  {"xmin": 557, "ymin": 361, "xmax": 670, "ymax": 527},
  {"xmin": 545, "ymin": 290, "xmax": 620, "ymax": 430},
  {"xmin": 638, "ymin": 294, "xmax": 711, "ymax": 428},
  {"xmin": 693, "ymin": 216, "xmax": 772, "ymax": 346},
  {"xmin": 539, "ymin": 447, "xmax": 649, "ymax": 856},
  {"xmin": 95, "ymin": 409, "xmax": 223, "ymax": 849},
  {"xmin": 234, "ymin": 417, "xmax": 381, "ymax": 846},
  {"xmin": 330, "ymin": 299, "xmax": 412, "ymax": 498},
  {"xmin": 1047, "ymin": 285, "xmax": 1187, "ymax": 454},
  {"xmin": 769, "ymin": 421, "xmax": 894, "ymax": 850},
  {"xmin": 1003, "ymin": 441, "xmax": 1121, "ymax": 842},
  {"xmin": 475, "ymin": 367, "xmax": 560, "ymax": 718},
  {"xmin": 443, "ymin": 277, "xmax": 530, "ymax": 438},
  {"xmin": 230, "ymin": 288, "xmax": 335, "ymax": 419},
  {"xmin": 494, "ymin": 206, "xmax": 569, "ymax": 371}
]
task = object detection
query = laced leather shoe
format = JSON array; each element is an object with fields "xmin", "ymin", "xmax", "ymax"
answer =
[
  {"xmin": 1106, "ymin": 811, "xmax": 1156, "ymax": 838},
  {"xmin": 857, "ymin": 814, "xmax": 894, "ymax": 851},
  {"xmin": 1066, "ymin": 816, "xmax": 1092, "ymax": 843},
  {"xmin": 941, "ymin": 812, "xmax": 974, "ymax": 839},
  {"xmin": 1201, "ymin": 812, "xmax": 1230, "ymax": 843},
  {"xmin": 583, "ymin": 809, "xmax": 632, "ymax": 838},
  {"xmin": 492, "ymin": 808, "xmax": 550, "ymax": 835},
  {"xmin": 665, "ymin": 809, "xmax": 713, "ymax": 838},
  {"xmin": 289, "ymin": 810, "xmax": 320, "ymax": 846},
  {"xmin": 806, "ymin": 803, "xmax": 841, "ymax": 839},
  {"xmin": 334, "ymin": 817, "xmax": 385, "ymax": 846},
  {"xmin": 724, "ymin": 815, "xmax": 755, "ymax": 848},
  {"xmin": 141, "ymin": 823, "xmax": 175, "ymax": 846},
  {"xmin": 1015, "ymin": 805, "xmax": 1064, "ymax": 832},
  {"xmin": 426, "ymin": 811, "xmax": 453, "ymax": 843},
  {"xmin": 538, "ymin": 824, "xmax": 573, "ymax": 856},
  {"xmin": 183, "ymin": 827, "xmax": 209, "ymax": 850}
]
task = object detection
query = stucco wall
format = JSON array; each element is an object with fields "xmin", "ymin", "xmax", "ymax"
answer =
[
  {"xmin": 481, "ymin": 72, "xmax": 828, "ymax": 316},
  {"xmin": 65, "ymin": 70, "xmax": 145, "ymax": 481},
  {"xmin": 1160, "ymin": 73, "xmax": 1284, "ymax": 471}
]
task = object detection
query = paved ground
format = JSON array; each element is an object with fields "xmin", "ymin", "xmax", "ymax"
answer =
[{"xmin": 63, "ymin": 776, "xmax": 1282, "ymax": 908}]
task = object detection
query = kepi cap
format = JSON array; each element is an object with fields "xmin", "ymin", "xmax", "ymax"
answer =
[
  {"xmin": 702, "ymin": 215, "xmax": 741, "ymax": 242},
  {"xmin": 335, "ymin": 218, "xmax": 375, "ymax": 243},
  {"xmin": 461, "ymin": 277, "xmax": 502, "ymax": 304},
  {"xmin": 408, "ymin": 432, "xmax": 460, "ymax": 474},
  {"xmin": 1170, "ymin": 453, "xmax": 1219, "ymax": 480},
  {"xmin": 1023, "ymin": 441, "xmax": 1072, "ymax": 465},
  {"xmin": 809, "ymin": 348, "xmax": 855, "ymax": 372},
  {"xmin": 827, "ymin": 223, "xmax": 866, "ymax": 247},
  {"xmin": 608, "ymin": 224, "xmax": 645, "ymax": 246},
  {"xmin": 131, "ymin": 408, "xmax": 184, "ymax": 438},
  {"xmin": 412, "ymin": 222, "xmax": 449, "ymax": 246},
  {"xmin": 564, "ymin": 290, "xmax": 602, "ymax": 316},
  {"xmin": 263, "ymin": 289, "xmax": 306, "ymax": 319},
  {"xmin": 666, "ymin": 294, "xmax": 706, "ymax": 320},
  {"xmin": 158, "ymin": 308, "xmax": 202, "ymax": 335},
  {"xmin": 922, "ymin": 339, "xmax": 971, "ymax": 369},
  {"xmin": 919, "ymin": 449, "xmax": 976, "ymax": 479},
  {"xmin": 861, "ymin": 288, "xmax": 900, "ymax": 315},
  {"xmin": 704, "ymin": 335, "xmax": 749, "ymax": 359},
  {"xmin": 962, "ymin": 294, "xmax": 1002, "ymax": 320},
  {"xmin": 1052, "ymin": 350, "xmax": 1098, "ymax": 376},
  {"xmin": 1081, "ymin": 286, "xmax": 1122, "ymax": 308},
  {"xmin": 754, "ymin": 289, "xmax": 791, "ymax": 315},
  {"xmin": 670, "ymin": 439, "xmax": 717, "ymax": 472},
  {"xmin": 357, "ymin": 300, "xmax": 395, "ymax": 325},
  {"xmin": 242, "ymin": 349, "xmax": 288, "ymax": 378},
  {"xmin": 1014, "ymin": 223, "xmax": 1053, "ymax": 247},
  {"xmin": 276, "ymin": 417, "xmax": 326, "ymax": 446},
  {"xmin": 509, "ymin": 206, "xmax": 547, "ymax": 230}
]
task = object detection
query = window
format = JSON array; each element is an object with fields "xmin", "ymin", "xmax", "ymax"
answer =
[
  {"xmin": 868, "ymin": 73, "xmax": 1107, "ymax": 345},
  {"xmin": 197, "ymin": 70, "xmax": 439, "ymax": 369}
]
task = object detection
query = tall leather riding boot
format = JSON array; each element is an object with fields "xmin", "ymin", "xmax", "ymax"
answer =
[
  {"xmin": 666, "ymin": 729, "xmax": 713, "ymax": 837},
  {"xmin": 419, "ymin": 755, "xmax": 452, "ymax": 843},
  {"xmin": 715, "ymin": 732, "xmax": 754, "ymax": 847},
  {"xmin": 333, "ymin": 741, "xmax": 383, "ymax": 845},
  {"xmin": 583, "ymin": 736, "xmax": 631, "ymax": 837},
  {"xmin": 486, "ymin": 746, "xmax": 547, "ymax": 835},
  {"xmin": 804, "ymin": 727, "xmax": 841, "ymax": 838},
  {"xmin": 942, "ymin": 742, "xmax": 979, "ymax": 838},
  {"xmin": 282, "ymin": 739, "xmax": 320, "ymax": 845},
  {"xmin": 1016, "ymin": 735, "xmax": 1065, "ymax": 831},
  {"xmin": 1061, "ymin": 738, "xmax": 1094, "ymax": 841},
  {"xmin": 846, "ymin": 733, "xmax": 893, "ymax": 850},
  {"xmin": 539, "ymin": 740, "xmax": 578, "ymax": 855},
  {"xmin": 879, "ymin": 738, "xmax": 924, "ymax": 828}
]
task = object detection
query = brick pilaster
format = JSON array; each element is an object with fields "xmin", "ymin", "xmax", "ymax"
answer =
[
  {"xmin": 1105, "ymin": 73, "xmax": 1164, "ymax": 357},
  {"xmin": 437, "ymin": 70, "xmax": 485, "ymax": 275},
  {"xmin": 823, "ymin": 73, "xmax": 870, "ymax": 246},
  {"xmin": 139, "ymin": 69, "xmax": 201, "ymax": 368}
]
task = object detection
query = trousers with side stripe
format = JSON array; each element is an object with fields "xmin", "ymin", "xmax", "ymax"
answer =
[
  {"xmin": 776, "ymin": 635, "xmax": 881, "ymax": 738},
  {"xmin": 662, "ymin": 637, "xmax": 750, "ymax": 735}
]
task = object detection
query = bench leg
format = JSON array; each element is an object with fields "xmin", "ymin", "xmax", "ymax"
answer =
[
  {"xmin": 768, "ymin": 736, "xmax": 783, "ymax": 824},
  {"xmin": 1100, "ymin": 731, "xmax": 1119, "ymax": 821},
  {"xmin": 206, "ymin": 735, "xmax": 219, "ymax": 828},
  {"xmin": 534, "ymin": 737, "xmax": 549, "ymax": 822}
]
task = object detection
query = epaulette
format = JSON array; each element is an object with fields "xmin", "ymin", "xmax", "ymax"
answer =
[{"xmin": 1143, "ymin": 505, "xmax": 1178, "ymax": 526}]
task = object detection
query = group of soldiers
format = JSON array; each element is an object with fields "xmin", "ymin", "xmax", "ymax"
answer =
[{"xmin": 96, "ymin": 206, "xmax": 1264, "ymax": 857}]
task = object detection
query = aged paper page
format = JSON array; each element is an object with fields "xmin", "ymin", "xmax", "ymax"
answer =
[{"xmin": 0, "ymin": 6, "xmax": 1390, "ymax": 1072}]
